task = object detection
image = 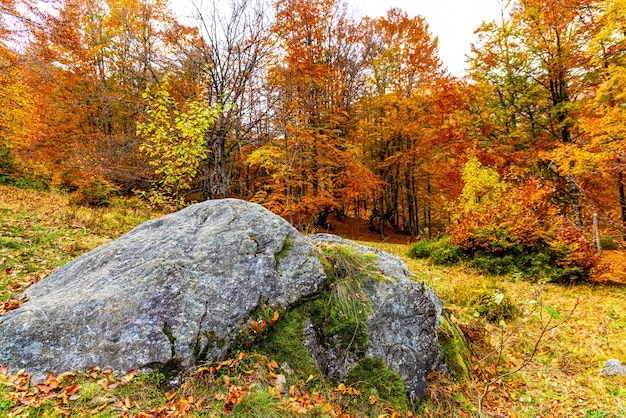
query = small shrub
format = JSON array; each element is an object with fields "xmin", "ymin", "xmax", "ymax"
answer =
[
  {"xmin": 0, "ymin": 144, "xmax": 17, "ymax": 175},
  {"xmin": 430, "ymin": 237, "xmax": 463, "ymax": 266},
  {"xmin": 407, "ymin": 240, "xmax": 432, "ymax": 259},
  {"xmin": 470, "ymin": 253, "xmax": 516, "ymax": 276},
  {"xmin": 72, "ymin": 179, "xmax": 117, "ymax": 207},
  {"xmin": 473, "ymin": 289, "xmax": 518, "ymax": 323},
  {"xmin": 0, "ymin": 173, "xmax": 50, "ymax": 191},
  {"xmin": 600, "ymin": 236, "xmax": 619, "ymax": 250}
]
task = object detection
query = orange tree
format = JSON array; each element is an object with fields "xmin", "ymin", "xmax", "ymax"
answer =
[
  {"xmin": 16, "ymin": 0, "xmax": 188, "ymax": 192},
  {"xmin": 249, "ymin": 0, "xmax": 380, "ymax": 225},
  {"xmin": 449, "ymin": 158, "xmax": 599, "ymax": 282},
  {"xmin": 357, "ymin": 9, "xmax": 466, "ymax": 236}
]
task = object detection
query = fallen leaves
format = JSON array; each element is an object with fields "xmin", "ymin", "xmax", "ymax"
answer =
[
  {"xmin": 0, "ymin": 268, "xmax": 54, "ymax": 316},
  {"xmin": 0, "ymin": 352, "xmax": 412, "ymax": 417},
  {"xmin": 0, "ymin": 365, "xmax": 201, "ymax": 417}
]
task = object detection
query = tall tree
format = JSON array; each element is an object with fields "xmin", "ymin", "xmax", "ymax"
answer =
[
  {"xmin": 358, "ymin": 9, "xmax": 456, "ymax": 235},
  {"xmin": 22, "ymin": 0, "xmax": 185, "ymax": 190},
  {"xmin": 250, "ymin": 0, "xmax": 378, "ymax": 224},
  {"xmin": 551, "ymin": 0, "xmax": 626, "ymax": 236},
  {"xmin": 180, "ymin": 0, "xmax": 277, "ymax": 199},
  {"xmin": 468, "ymin": 0, "xmax": 603, "ymax": 226}
]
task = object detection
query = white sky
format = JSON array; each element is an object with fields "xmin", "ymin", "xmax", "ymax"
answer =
[
  {"xmin": 172, "ymin": 0, "xmax": 506, "ymax": 76},
  {"xmin": 352, "ymin": 0, "xmax": 506, "ymax": 76}
]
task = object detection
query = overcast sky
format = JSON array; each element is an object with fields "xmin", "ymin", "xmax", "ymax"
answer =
[
  {"xmin": 173, "ymin": 0, "xmax": 506, "ymax": 76},
  {"xmin": 352, "ymin": 0, "xmax": 506, "ymax": 76}
]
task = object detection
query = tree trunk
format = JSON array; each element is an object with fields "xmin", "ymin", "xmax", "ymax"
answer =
[{"xmin": 618, "ymin": 162, "xmax": 626, "ymax": 241}]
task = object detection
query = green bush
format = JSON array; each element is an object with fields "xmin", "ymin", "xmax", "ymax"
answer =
[
  {"xmin": 600, "ymin": 236, "xmax": 619, "ymax": 250},
  {"xmin": 407, "ymin": 240, "xmax": 433, "ymax": 259},
  {"xmin": 470, "ymin": 253, "xmax": 516, "ymax": 276},
  {"xmin": 0, "ymin": 173, "xmax": 50, "ymax": 191},
  {"xmin": 72, "ymin": 179, "xmax": 117, "ymax": 207},
  {"xmin": 430, "ymin": 237, "xmax": 463, "ymax": 266},
  {"xmin": 469, "ymin": 249, "xmax": 589, "ymax": 283}
]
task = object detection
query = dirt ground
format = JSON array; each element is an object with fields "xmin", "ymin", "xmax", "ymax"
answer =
[{"xmin": 313, "ymin": 214, "xmax": 418, "ymax": 245}]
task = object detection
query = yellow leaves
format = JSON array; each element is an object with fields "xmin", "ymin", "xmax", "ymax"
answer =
[
  {"xmin": 334, "ymin": 382, "xmax": 362, "ymax": 396},
  {"xmin": 456, "ymin": 156, "xmax": 505, "ymax": 214},
  {"xmin": 137, "ymin": 75, "xmax": 220, "ymax": 209}
]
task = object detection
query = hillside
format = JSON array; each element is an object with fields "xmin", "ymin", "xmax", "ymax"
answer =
[{"xmin": 1, "ymin": 185, "xmax": 625, "ymax": 417}]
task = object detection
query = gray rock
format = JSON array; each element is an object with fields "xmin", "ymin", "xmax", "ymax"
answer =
[
  {"xmin": 308, "ymin": 234, "xmax": 442, "ymax": 402},
  {"xmin": 0, "ymin": 199, "xmax": 325, "ymax": 382},
  {"xmin": 603, "ymin": 358, "xmax": 626, "ymax": 376}
]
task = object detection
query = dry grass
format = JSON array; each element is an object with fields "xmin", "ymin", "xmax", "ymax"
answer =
[{"xmin": 366, "ymin": 241, "xmax": 626, "ymax": 417}]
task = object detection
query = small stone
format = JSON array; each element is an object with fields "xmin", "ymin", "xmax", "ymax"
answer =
[
  {"xmin": 280, "ymin": 362, "xmax": 293, "ymax": 375},
  {"xmin": 602, "ymin": 358, "xmax": 626, "ymax": 376},
  {"xmin": 273, "ymin": 374, "xmax": 288, "ymax": 394}
]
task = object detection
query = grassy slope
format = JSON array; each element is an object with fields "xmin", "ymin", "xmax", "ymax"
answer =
[
  {"xmin": 366, "ymin": 242, "xmax": 626, "ymax": 417},
  {"xmin": 1, "ymin": 185, "xmax": 626, "ymax": 417}
]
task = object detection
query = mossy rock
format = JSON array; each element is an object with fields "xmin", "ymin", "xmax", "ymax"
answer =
[
  {"xmin": 252, "ymin": 234, "xmax": 444, "ymax": 405},
  {"xmin": 437, "ymin": 314, "xmax": 472, "ymax": 381},
  {"xmin": 255, "ymin": 244, "xmax": 374, "ymax": 381}
]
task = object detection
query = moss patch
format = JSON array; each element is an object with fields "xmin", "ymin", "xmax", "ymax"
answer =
[
  {"xmin": 254, "ymin": 307, "xmax": 319, "ymax": 380},
  {"xmin": 254, "ymin": 243, "xmax": 380, "ymax": 381},
  {"xmin": 344, "ymin": 358, "xmax": 409, "ymax": 410},
  {"xmin": 275, "ymin": 236, "xmax": 293, "ymax": 263},
  {"xmin": 437, "ymin": 315, "xmax": 472, "ymax": 381}
]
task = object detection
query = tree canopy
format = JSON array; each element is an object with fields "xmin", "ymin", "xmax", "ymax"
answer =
[{"xmin": 1, "ymin": 0, "xmax": 624, "ymax": 241}]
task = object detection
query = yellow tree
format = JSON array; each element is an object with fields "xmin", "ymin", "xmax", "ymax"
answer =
[
  {"xmin": 137, "ymin": 76, "xmax": 220, "ymax": 210},
  {"xmin": 551, "ymin": 0, "xmax": 626, "ymax": 237},
  {"xmin": 468, "ymin": 0, "xmax": 605, "ymax": 226}
]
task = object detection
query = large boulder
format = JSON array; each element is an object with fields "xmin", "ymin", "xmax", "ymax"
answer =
[
  {"xmin": 0, "ymin": 199, "xmax": 326, "ymax": 381},
  {"xmin": 0, "ymin": 199, "xmax": 448, "ymax": 403}
]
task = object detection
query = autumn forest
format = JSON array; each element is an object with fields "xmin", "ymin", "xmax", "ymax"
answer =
[{"xmin": 1, "ymin": 0, "xmax": 625, "ymax": 268}]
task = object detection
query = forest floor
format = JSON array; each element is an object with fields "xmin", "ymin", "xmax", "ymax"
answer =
[
  {"xmin": 1, "ymin": 184, "xmax": 626, "ymax": 417},
  {"xmin": 315, "ymin": 213, "xmax": 416, "ymax": 245}
]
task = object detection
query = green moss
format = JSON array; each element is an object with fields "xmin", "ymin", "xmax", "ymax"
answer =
[
  {"xmin": 437, "ymin": 316, "xmax": 472, "ymax": 381},
  {"xmin": 162, "ymin": 321, "xmax": 176, "ymax": 357},
  {"xmin": 275, "ymin": 236, "xmax": 293, "ymax": 263},
  {"xmin": 255, "ymin": 306, "xmax": 319, "ymax": 379},
  {"xmin": 344, "ymin": 358, "xmax": 409, "ymax": 410},
  {"xmin": 307, "ymin": 286, "xmax": 370, "ymax": 355},
  {"xmin": 256, "ymin": 243, "xmax": 384, "ymax": 382}
]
